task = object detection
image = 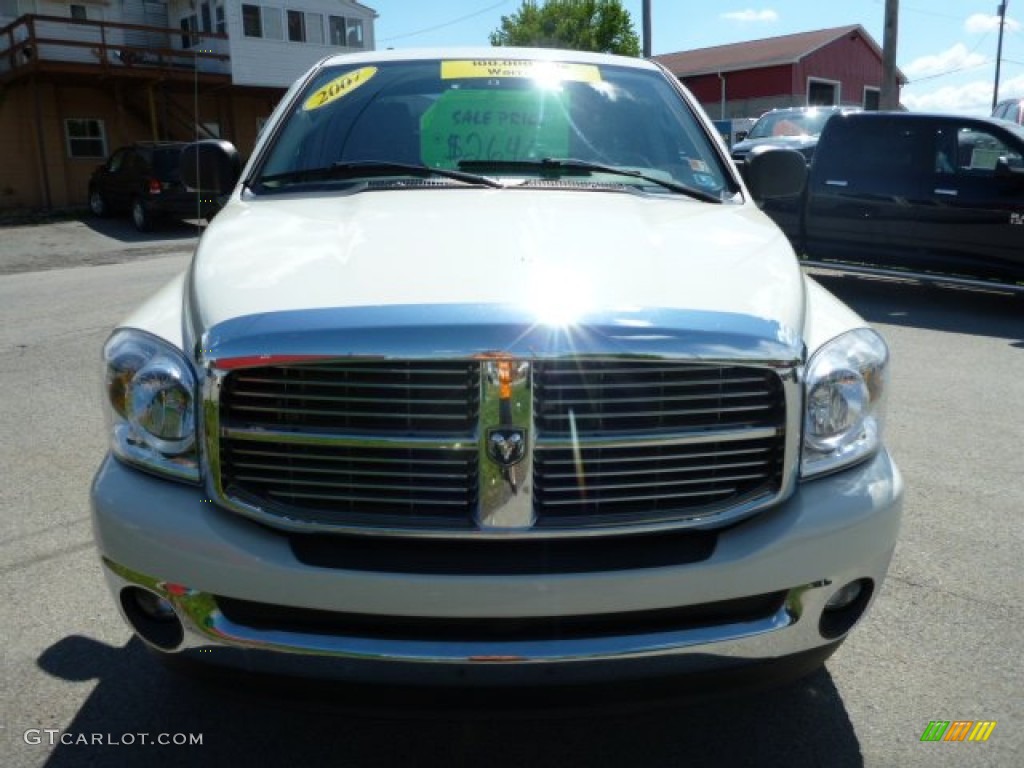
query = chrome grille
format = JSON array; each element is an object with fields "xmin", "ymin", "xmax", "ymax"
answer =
[
  {"xmin": 533, "ymin": 437, "xmax": 783, "ymax": 523},
  {"xmin": 533, "ymin": 362, "xmax": 784, "ymax": 434},
  {"xmin": 218, "ymin": 361, "xmax": 480, "ymax": 528},
  {"xmin": 220, "ymin": 441, "xmax": 477, "ymax": 527},
  {"xmin": 221, "ymin": 361, "xmax": 479, "ymax": 435},
  {"xmin": 214, "ymin": 358, "xmax": 789, "ymax": 534}
]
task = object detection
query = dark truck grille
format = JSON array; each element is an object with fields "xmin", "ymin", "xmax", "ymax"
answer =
[
  {"xmin": 219, "ymin": 362, "xmax": 480, "ymax": 526},
  {"xmin": 217, "ymin": 360, "xmax": 787, "ymax": 531},
  {"xmin": 533, "ymin": 438, "xmax": 784, "ymax": 523},
  {"xmin": 533, "ymin": 362, "xmax": 783, "ymax": 434},
  {"xmin": 220, "ymin": 361, "xmax": 479, "ymax": 434},
  {"xmin": 219, "ymin": 442, "xmax": 479, "ymax": 527},
  {"xmin": 532, "ymin": 362, "xmax": 785, "ymax": 523}
]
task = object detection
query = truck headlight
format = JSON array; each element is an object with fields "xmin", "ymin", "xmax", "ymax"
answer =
[
  {"xmin": 801, "ymin": 328, "xmax": 888, "ymax": 478},
  {"xmin": 103, "ymin": 329, "xmax": 200, "ymax": 483}
]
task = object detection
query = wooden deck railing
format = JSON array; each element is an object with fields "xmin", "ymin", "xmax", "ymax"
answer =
[{"xmin": 0, "ymin": 14, "xmax": 230, "ymax": 81}]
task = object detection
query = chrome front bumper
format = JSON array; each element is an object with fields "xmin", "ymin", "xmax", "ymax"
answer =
[{"xmin": 91, "ymin": 450, "xmax": 902, "ymax": 686}]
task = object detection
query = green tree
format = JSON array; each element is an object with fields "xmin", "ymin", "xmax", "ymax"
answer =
[{"xmin": 490, "ymin": 0, "xmax": 641, "ymax": 56}]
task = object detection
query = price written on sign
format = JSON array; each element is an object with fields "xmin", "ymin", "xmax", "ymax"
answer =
[{"xmin": 421, "ymin": 90, "xmax": 571, "ymax": 169}]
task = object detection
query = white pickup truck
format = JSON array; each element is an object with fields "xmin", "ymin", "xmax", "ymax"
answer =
[{"xmin": 91, "ymin": 48, "xmax": 902, "ymax": 689}]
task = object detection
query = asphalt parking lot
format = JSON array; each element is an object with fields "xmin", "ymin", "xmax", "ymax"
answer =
[{"xmin": 1, "ymin": 218, "xmax": 1021, "ymax": 767}]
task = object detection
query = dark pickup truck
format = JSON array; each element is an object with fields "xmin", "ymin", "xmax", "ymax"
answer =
[{"xmin": 746, "ymin": 111, "xmax": 1024, "ymax": 286}]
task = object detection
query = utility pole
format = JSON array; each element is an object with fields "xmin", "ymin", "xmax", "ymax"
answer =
[
  {"xmin": 880, "ymin": 0, "xmax": 900, "ymax": 110},
  {"xmin": 643, "ymin": 0, "xmax": 651, "ymax": 58},
  {"xmin": 993, "ymin": 1, "xmax": 1009, "ymax": 111}
]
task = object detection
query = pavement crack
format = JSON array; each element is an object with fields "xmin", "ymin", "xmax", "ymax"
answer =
[
  {"xmin": 887, "ymin": 572, "xmax": 1022, "ymax": 615},
  {"xmin": 0, "ymin": 541, "xmax": 95, "ymax": 575}
]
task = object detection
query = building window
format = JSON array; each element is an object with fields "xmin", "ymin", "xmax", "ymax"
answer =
[
  {"xmin": 65, "ymin": 118, "xmax": 106, "ymax": 159},
  {"xmin": 180, "ymin": 14, "xmax": 198, "ymax": 49},
  {"xmin": 328, "ymin": 15, "xmax": 364, "ymax": 48},
  {"xmin": 305, "ymin": 12, "xmax": 323, "ymax": 44},
  {"xmin": 215, "ymin": 4, "xmax": 225, "ymax": 35},
  {"xmin": 242, "ymin": 4, "xmax": 261, "ymax": 37},
  {"xmin": 244, "ymin": 4, "xmax": 283, "ymax": 40},
  {"xmin": 70, "ymin": 4, "xmax": 87, "ymax": 21},
  {"xmin": 863, "ymin": 87, "xmax": 880, "ymax": 111},
  {"xmin": 262, "ymin": 6, "xmax": 283, "ymax": 39},
  {"xmin": 200, "ymin": 121, "xmax": 221, "ymax": 139},
  {"xmin": 200, "ymin": 2, "xmax": 212, "ymax": 32},
  {"xmin": 287, "ymin": 9, "xmax": 304, "ymax": 42},
  {"xmin": 807, "ymin": 78, "xmax": 840, "ymax": 106},
  {"xmin": 347, "ymin": 17, "xmax": 364, "ymax": 48},
  {"xmin": 328, "ymin": 15, "xmax": 345, "ymax": 45}
]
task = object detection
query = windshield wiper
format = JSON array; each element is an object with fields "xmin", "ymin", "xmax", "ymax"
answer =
[
  {"xmin": 256, "ymin": 161, "xmax": 505, "ymax": 189},
  {"xmin": 458, "ymin": 158, "xmax": 724, "ymax": 203}
]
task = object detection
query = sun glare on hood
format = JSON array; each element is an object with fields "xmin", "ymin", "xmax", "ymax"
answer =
[{"xmin": 526, "ymin": 263, "xmax": 594, "ymax": 327}]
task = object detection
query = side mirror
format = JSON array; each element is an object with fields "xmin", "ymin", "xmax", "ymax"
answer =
[
  {"xmin": 181, "ymin": 140, "xmax": 241, "ymax": 195},
  {"xmin": 745, "ymin": 146, "xmax": 807, "ymax": 204},
  {"xmin": 995, "ymin": 156, "xmax": 1024, "ymax": 178}
]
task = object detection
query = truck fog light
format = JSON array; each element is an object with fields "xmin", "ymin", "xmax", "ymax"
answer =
[{"xmin": 825, "ymin": 580, "xmax": 866, "ymax": 611}]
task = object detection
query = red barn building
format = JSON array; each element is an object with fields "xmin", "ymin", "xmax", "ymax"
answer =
[{"xmin": 654, "ymin": 25, "xmax": 906, "ymax": 121}]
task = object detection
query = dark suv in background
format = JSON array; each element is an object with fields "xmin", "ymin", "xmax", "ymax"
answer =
[
  {"xmin": 88, "ymin": 142, "xmax": 220, "ymax": 231},
  {"xmin": 730, "ymin": 106, "xmax": 860, "ymax": 166}
]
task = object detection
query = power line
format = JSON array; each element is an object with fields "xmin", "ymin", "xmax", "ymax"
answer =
[
  {"xmin": 379, "ymin": 0, "xmax": 514, "ymax": 43},
  {"xmin": 907, "ymin": 59, "xmax": 991, "ymax": 84},
  {"xmin": 903, "ymin": 32, "xmax": 992, "ymax": 85}
]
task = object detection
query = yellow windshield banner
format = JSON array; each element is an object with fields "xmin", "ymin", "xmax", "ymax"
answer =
[
  {"xmin": 441, "ymin": 60, "xmax": 602, "ymax": 83},
  {"xmin": 303, "ymin": 67, "xmax": 377, "ymax": 112}
]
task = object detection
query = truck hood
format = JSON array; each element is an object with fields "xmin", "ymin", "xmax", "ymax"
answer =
[{"xmin": 189, "ymin": 188, "xmax": 805, "ymax": 361}]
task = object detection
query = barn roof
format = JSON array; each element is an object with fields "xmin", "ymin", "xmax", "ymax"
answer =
[{"xmin": 654, "ymin": 24, "xmax": 907, "ymax": 82}]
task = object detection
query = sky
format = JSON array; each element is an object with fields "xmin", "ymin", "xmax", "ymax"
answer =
[{"xmin": 364, "ymin": 0, "xmax": 1024, "ymax": 116}]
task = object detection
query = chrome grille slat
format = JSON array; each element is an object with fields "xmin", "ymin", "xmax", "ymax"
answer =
[
  {"xmin": 540, "ymin": 489, "xmax": 737, "ymax": 506},
  {"xmin": 535, "ymin": 377, "xmax": 767, "ymax": 390},
  {"xmin": 240, "ymin": 476, "xmax": 468, "ymax": 493},
  {"xmin": 540, "ymin": 459, "xmax": 769, "ymax": 479},
  {"xmin": 539, "ymin": 366, "xmax": 764, "ymax": 377},
  {"xmin": 541, "ymin": 404, "xmax": 775, "ymax": 420},
  {"xmin": 548, "ymin": 390, "xmax": 774, "ymax": 405},
  {"xmin": 266, "ymin": 491, "xmax": 466, "ymax": 507},
  {"xmin": 232, "ymin": 378, "xmax": 467, "ymax": 391},
  {"xmin": 232, "ymin": 391, "xmax": 468, "ymax": 406},
  {"xmin": 536, "ymin": 446, "xmax": 771, "ymax": 465},
  {"xmin": 228, "ymin": 448, "xmax": 470, "ymax": 467},
  {"xmin": 231, "ymin": 464, "xmax": 469, "ymax": 480},
  {"xmin": 542, "ymin": 472, "xmax": 768, "ymax": 493},
  {"xmin": 229, "ymin": 404, "xmax": 469, "ymax": 420}
]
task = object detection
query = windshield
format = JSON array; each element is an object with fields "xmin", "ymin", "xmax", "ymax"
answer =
[
  {"xmin": 254, "ymin": 57, "xmax": 736, "ymax": 199},
  {"xmin": 747, "ymin": 110, "xmax": 836, "ymax": 139}
]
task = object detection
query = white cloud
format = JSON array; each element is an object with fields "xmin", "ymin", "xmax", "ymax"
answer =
[
  {"xmin": 903, "ymin": 73, "xmax": 1024, "ymax": 115},
  {"xmin": 904, "ymin": 43, "xmax": 987, "ymax": 79},
  {"xmin": 965, "ymin": 13, "xmax": 1021, "ymax": 34},
  {"xmin": 720, "ymin": 10, "xmax": 779, "ymax": 23}
]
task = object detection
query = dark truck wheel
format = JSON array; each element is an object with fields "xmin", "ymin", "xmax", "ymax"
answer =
[
  {"xmin": 131, "ymin": 198, "xmax": 153, "ymax": 232},
  {"xmin": 89, "ymin": 188, "xmax": 109, "ymax": 218}
]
